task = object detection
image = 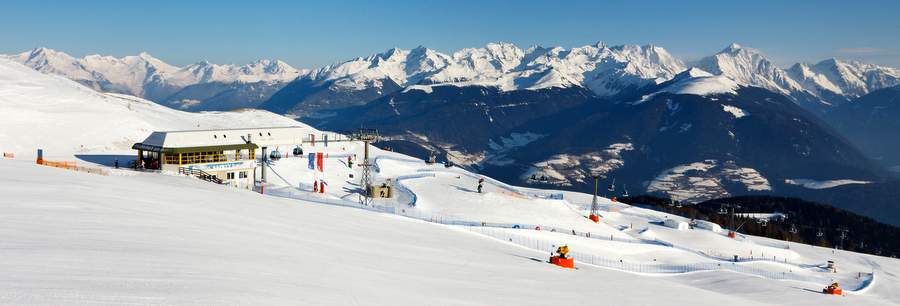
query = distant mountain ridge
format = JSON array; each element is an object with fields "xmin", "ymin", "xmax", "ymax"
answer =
[
  {"xmin": 4, "ymin": 43, "xmax": 898, "ymax": 114},
  {"xmin": 261, "ymin": 42, "xmax": 687, "ymax": 116},
  {"xmin": 695, "ymin": 44, "xmax": 900, "ymax": 109},
  {"xmin": 1, "ymin": 47, "xmax": 308, "ymax": 111}
]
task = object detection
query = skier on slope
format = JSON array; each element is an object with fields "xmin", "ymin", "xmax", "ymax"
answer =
[
  {"xmin": 347, "ymin": 156, "xmax": 353, "ymax": 168},
  {"xmin": 477, "ymin": 177, "xmax": 484, "ymax": 194}
]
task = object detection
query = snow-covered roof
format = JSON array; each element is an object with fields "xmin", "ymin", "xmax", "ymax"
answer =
[{"xmin": 136, "ymin": 126, "xmax": 316, "ymax": 149}]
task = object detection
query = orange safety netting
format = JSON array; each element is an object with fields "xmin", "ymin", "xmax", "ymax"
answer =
[{"xmin": 37, "ymin": 159, "xmax": 108, "ymax": 175}]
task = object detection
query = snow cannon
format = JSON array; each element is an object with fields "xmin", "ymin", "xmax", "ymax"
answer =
[
  {"xmin": 822, "ymin": 282, "xmax": 843, "ymax": 296},
  {"xmin": 550, "ymin": 245, "xmax": 575, "ymax": 269},
  {"xmin": 588, "ymin": 214, "xmax": 600, "ymax": 223}
]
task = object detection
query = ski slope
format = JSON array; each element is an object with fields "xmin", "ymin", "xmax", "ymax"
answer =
[
  {"xmin": 254, "ymin": 132, "xmax": 899, "ymax": 305},
  {"xmin": 3, "ymin": 56, "xmax": 900, "ymax": 305}
]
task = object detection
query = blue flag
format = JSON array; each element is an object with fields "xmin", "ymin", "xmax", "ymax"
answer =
[{"xmin": 308, "ymin": 153, "xmax": 315, "ymax": 170}]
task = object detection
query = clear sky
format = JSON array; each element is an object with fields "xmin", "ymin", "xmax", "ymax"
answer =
[{"xmin": 1, "ymin": 0, "xmax": 898, "ymax": 68}]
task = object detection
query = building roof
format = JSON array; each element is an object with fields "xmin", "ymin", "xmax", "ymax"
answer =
[
  {"xmin": 132, "ymin": 142, "xmax": 258, "ymax": 154},
  {"xmin": 135, "ymin": 126, "xmax": 318, "ymax": 149}
]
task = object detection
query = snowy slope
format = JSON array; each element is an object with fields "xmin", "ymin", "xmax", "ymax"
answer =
[
  {"xmin": 654, "ymin": 68, "xmax": 739, "ymax": 96},
  {"xmin": 0, "ymin": 58, "xmax": 302, "ymax": 158},
  {"xmin": 3, "ymin": 56, "xmax": 900, "ymax": 304}
]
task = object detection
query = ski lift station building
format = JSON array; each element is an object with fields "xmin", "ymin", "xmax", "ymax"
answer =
[{"xmin": 132, "ymin": 126, "xmax": 317, "ymax": 189}]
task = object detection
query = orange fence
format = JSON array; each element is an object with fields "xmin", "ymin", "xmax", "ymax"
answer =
[
  {"xmin": 2, "ymin": 152, "xmax": 13, "ymax": 159},
  {"xmin": 37, "ymin": 159, "xmax": 109, "ymax": 176}
]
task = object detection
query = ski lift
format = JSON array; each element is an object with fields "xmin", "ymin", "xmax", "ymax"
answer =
[
  {"xmin": 760, "ymin": 219, "xmax": 768, "ymax": 227},
  {"xmin": 718, "ymin": 208, "xmax": 728, "ymax": 215},
  {"xmin": 790, "ymin": 224, "xmax": 798, "ymax": 234},
  {"xmin": 607, "ymin": 178, "xmax": 616, "ymax": 192},
  {"xmin": 292, "ymin": 146, "xmax": 303, "ymax": 157},
  {"xmin": 622, "ymin": 185, "xmax": 630, "ymax": 197},
  {"xmin": 817, "ymin": 229, "xmax": 824, "ymax": 237},
  {"xmin": 269, "ymin": 150, "xmax": 282, "ymax": 160},
  {"xmin": 675, "ymin": 201, "xmax": 683, "ymax": 208}
]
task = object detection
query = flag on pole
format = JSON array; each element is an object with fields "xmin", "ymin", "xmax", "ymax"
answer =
[
  {"xmin": 308, "ymin": 153, "xmax": 315, "ymax": 170},
  {"xmin": 316, "ymin": 152, "xmax": 324, "ymax": 172}
]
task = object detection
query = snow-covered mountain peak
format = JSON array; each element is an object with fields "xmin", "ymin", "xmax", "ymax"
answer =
[
  {"xmin": 787, "ymin": 57, "xmax": 900, "ymax": 99},
  {"xmin": 696, "ymin": 44, "xmax": 802, "ymax": 96},
  {"xmin": 724, "ymin": 42, "xmax": 743, "ymax": 52}
]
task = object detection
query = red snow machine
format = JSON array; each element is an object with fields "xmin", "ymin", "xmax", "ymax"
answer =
[
  {"xmin": 823, "ymin": 282, "xmax": 843, "ymax": 296},
  {"xmin": 550, "ymin": 245, "xmax": 575, "ymax": 269}
]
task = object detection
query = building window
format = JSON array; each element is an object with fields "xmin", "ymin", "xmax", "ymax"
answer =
[
  {"xmin": 227, "ymin": 172, "xmax": 235, "ymax": 180},
  {"xmin": 239, "ymin": 171, "xmax": 247, "ymax": 179}
]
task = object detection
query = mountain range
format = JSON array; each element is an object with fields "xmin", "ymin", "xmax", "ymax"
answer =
[
  {"xmin": 1, "ymin": 47, "xmax": 307, "ymax": 111},
  {"xmin": 5, "ymin": 43, "xmax": 900, "ymax": 225}
]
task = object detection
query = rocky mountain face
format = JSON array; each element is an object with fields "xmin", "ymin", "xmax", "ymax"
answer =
[
  {"xmin": 824, "ymin": 85, "xmax": 900, "ymax": 172},
  {"xmin": 1, "ymin": 48, "xmax": 307, "ymax": 111},
  {"xmin": 314, "ymin": 68, "xmax": 882, "ymax": 205}
]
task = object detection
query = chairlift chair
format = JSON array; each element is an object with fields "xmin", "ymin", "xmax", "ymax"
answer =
[
  {"xmin": 292, "ymin": 146, "xmax": 303, "ymax": 156},
  {"xmin": 269, "ymin": 150, "xmax": 282, "ymax": 160}
]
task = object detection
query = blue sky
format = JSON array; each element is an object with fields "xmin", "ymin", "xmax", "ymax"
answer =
[{"xmin": 1, "ymin": 0, "xmax": 898, "ymax": 68}]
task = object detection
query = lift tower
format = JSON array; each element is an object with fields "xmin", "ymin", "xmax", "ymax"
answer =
[
  {"xmin": 351, "ymin": 128, "xmax": 380, "ymax": 206},
  {"xmin": 589, "ymin": 174, "xmax": 601, "ymax": 222}
]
